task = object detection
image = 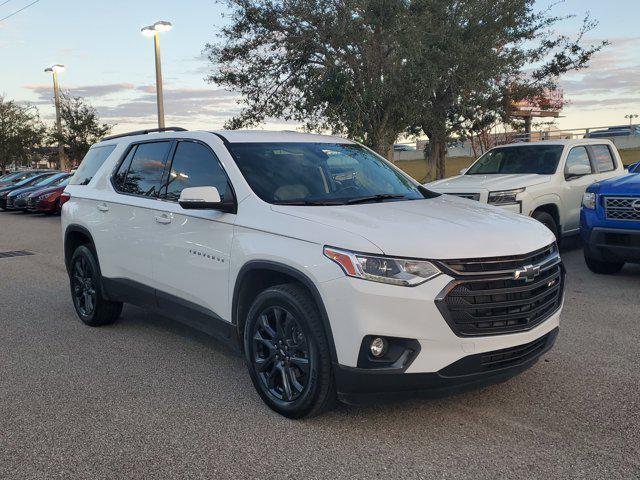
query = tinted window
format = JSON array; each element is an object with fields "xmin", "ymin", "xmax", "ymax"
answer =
[
  {"xmin": 164, "ymin": 142, "xmax": 229, "ymax": 202},
  {"xmin": 113, "ymin": 146, "xmax": 137, "ymax": 191},
  {"xmin": 591, "ymin": 145, "xmax": 615, "ymax": 172},
  {"xmin": 466, "ymin": 145, "xmax": 564, "ymax": 175},
  {"xmin": 228, "ymin": 143, "xmax": 426, "ymax": 205},
  {"xmin": 117, "ymin": 142, "xmax": 171, "ymax": 197},
  {"xmin": 34, "ymin": 173, "xmax": 67, "ymax": 187},
  {"xmin": 69, "ymin": 145, "xmax": 116, "ymax": 185},
  {"xmin": 564, "ymin": 147, "xmax": 592, "ymax": 175}
]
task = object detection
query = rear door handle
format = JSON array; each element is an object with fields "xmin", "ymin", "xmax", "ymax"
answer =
[
  {"xmin": 97, "ymin": 203, "xmax": 109, "ymax": 212},
  {"xmin": 154, "ymin": 213, "xmax": 172, "ymax": 224}
]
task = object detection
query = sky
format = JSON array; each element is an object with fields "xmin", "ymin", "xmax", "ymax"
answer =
[{"xmin": 1, "ymin": 0, "xmax": 639, "ymax": 136}]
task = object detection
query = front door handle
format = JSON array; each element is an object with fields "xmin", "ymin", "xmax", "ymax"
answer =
[
  {"xmin": 154, "ymin": 213, "xmax": 172, "ymax": 224},
  {"xmin": 97, "ymin": 203, "xmax": 109, "ymax": 212}
]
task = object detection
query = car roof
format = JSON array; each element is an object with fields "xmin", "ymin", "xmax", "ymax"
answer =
[
  {"xmin": 95, "ymin": 129, "xmax": 355, "ymax": 147},
  {"xmin": 495, "ymin": 138, "xmax": 614, "ymax": 148}
]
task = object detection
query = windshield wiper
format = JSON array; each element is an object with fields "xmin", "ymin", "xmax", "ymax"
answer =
[
  {"xmin": 272, "ymin": 199, "xmax": 346, "ymax": 206},
  {"xmin": 345, "ymin": 194, "xmax": 406, "ymax": 205}
]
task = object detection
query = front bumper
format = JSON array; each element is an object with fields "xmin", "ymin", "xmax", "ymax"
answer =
[
  {"xmin": 583, "ymin": 227, "xmax": 640, "ymax": 263},
  {"xmin": 336, "ymin": 327, "xmax": 558, "ymax": 404}
]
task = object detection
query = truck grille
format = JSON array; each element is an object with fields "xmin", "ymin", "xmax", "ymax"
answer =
[
  {"xmin": 604, "ymin": 196, "xmax": 640, "ymax": 221},
  {"xmin": 448, "ymin": 193, "xmax": 480, "ymax": 201},
  {"xmin": 435, "ymin": 245, "xmax": 564, "ymax": 336}
]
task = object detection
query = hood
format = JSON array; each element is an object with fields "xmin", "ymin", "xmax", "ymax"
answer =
[
  {"xmin": 28, "ymin": 185, "xmax": 63, "ymax": 198},
  {"xmin": 271, "ymin": 196, "xmax": 555, "ymax": 259},
  {"xmin": 428, "ymin": 173, "xmax": 551, "ymax": 192},
  {"xmin": 8, "ymin": 185, "xmax": 39, "ymax": 198},
  {"xmin": 590, "ymin": 173, "xmax": 640, "ymax": 195}
]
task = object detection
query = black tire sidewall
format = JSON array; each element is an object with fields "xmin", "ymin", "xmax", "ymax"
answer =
[
  {"xmin": 532, "ymin": 211, "xmax": 558, "ymax": 239},
  {"xmin": 243, "ymin": 286, "xmax": 326, "ymax": 418},
  {"xmin": 69, "ymin": 245, "xmax": 103, "ymax": 324}
]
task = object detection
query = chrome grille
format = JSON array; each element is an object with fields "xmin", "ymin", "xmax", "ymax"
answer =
[
  {"xmin": 604, "ymin": 196, "xmax": 640, "ymax": 221},
  {"xmin": 435, "ymin": 244, "xmax": 564, "ymax": 336}
]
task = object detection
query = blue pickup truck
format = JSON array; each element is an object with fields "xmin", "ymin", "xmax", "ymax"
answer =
[{"xmin": 581, "ymin": 162, "xmax": 640, "ymax": 273}]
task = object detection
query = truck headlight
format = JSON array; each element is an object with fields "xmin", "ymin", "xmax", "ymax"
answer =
[
  {"xmin": 488, "ymin": 188, "xmax": 525, "ymax": 205},
  {"xmin": 582, "ymin": 192, "xmax": 596, "ymax": 209},
  {"xmin": 323, "ymin": 247, "xmax": 441, "ymax": 286}
]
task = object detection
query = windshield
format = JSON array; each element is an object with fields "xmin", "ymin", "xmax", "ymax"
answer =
[
  {"xmin": 34, "ymin": 173, "xmax": 64, "ymax": 187},
  {"xmin": 466, "ymin": 145, "xmax": 564, "ymax": 175},
  {"xmin": 228, "ymin": 142, "xmax": 429, "ymax": 205}
]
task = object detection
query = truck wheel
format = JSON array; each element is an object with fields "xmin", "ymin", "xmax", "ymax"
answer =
[
  {"xmin": 532, "ymin": 211, "xmax": 558, "ymax": 239},
  {"xmin": 244, "ymin": 283, "xmax": 335, "ymax": 418},
  {"xmin": 584, "ymin": 253, "xmax": 624, "ymax": 275},
  {"xmin": 69, "ymin": 245, "xmax": 123, "ymax": 326}
]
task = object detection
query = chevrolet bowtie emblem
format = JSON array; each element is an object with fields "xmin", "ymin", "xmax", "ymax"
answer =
[{"xmin": 514, "ymin": 264, "xmax": 541, "ymax": 282}]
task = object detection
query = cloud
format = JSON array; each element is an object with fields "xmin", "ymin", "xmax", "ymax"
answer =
[
  {"xmin": 24, "ymin": 82, "xmax": 136, "ymax": 100},
  {"xmin": 568, "ymin": 97, "xmax": 640, "ymax": 108}
]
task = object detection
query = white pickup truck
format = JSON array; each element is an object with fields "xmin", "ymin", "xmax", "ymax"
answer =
[{"xmin": 427, "ymin": 139, "xmax": 625, "ymax": 238}]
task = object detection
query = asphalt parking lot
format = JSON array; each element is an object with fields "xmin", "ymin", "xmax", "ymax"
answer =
[{"xmin": 0, "ymin": 212, "xmax": 639, "ymax": 480}]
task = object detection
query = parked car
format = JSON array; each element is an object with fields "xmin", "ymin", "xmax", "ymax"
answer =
[
  {"xmin": 584, "ymin": 125, "xmax": 640, "ymax": 138},
  {"xmin": 26, "ymin": 175, "xmax": 72, "ymax": 214},
  {"xmin": 62, "ymin": 129, "xmax": 563, "ymax": 418},
  {"xmin": 0, "ymin": 172, "xmax": 59, "ymax": 210},
  {"xmin": 580, "ymin": 161, "xmax": 640, "ymax": 273},
  {"xmin": 426, "ymin": 139, "xmax": 625, "ymax": 239},
  {"xmin": 0, "ymin": 169, "xmax": 54, "ymax": 187},
  {"xmin": 393, "ymin": 144, "xmax": 416, "ymax": 152},
  {"xmin": 6, "ymin": 172, "xmax": 68, "ymax": 211}
]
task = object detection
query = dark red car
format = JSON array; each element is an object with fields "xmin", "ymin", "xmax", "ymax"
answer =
[{"xmin": 26, "ymin": 176, "xmax": 71, "ymax": 214}]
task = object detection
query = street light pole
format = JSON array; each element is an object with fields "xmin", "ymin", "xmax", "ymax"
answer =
[
  {"xmin": 45, "ymin": 64, "xmax": 66, "ymax": 171},
  {"xmin": 142, "ymin": 21, "xmax": 172, "ymax": 129}
]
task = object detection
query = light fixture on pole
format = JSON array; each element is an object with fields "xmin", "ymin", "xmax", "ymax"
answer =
[
  {"xmin": 625, "ymin": 114, "xmax": 638, "ymax": 126},
  {"xmin": 44, "ymin": 64, "xmax": 66, "ymax": 171},
  {"xmin": 141, "ymin": 21, "xmax": 173, "ymax": 129}
]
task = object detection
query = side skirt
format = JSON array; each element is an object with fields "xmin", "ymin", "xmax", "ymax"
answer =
[{"xmin": 101, "ymin": 277, "xmax": 241, "ymax": 353}]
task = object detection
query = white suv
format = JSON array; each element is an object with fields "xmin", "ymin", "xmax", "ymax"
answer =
[
  {"xmin": 427, "ymin": 139, "xmax": 625, "ymax": 238},
  {"xmin": 62, "ymin": 128, "xmax": 563, "ymax": 418}
]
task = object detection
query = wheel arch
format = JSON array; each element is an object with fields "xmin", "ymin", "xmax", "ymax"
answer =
[
  {"xmin": 531, "ymin": 203, "xmax": 561, "ymax": 233},
  {"xmin": 232, "ymin": 260, "xmax": 338, "ymax": 364},
  {"xmin": 64, "ymin": 224, "xmax": 96, "ymax": 273}
]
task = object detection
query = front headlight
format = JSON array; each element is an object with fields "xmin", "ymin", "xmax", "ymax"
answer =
[
  {"xmin": 582, "ymin": 192, "xmax": 596, "ymax": 209},
  {"xmin": 323, "ymin": 247, "xmax": 441, "ymax": 286},
  {"xmin": 488, "ymin": 187, "xmax": 525, "ymax": 205}
]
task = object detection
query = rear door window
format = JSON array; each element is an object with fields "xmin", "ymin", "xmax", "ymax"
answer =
[
  {"xmin": 114, "ymin": 141, "xmax": 172, "ymax": 197},
  {"xmin": 590, "ymin": 145, "xmax": 616, "ymax": 172},
  {"xmin": 69, "ymin": 145, "xmax": 116, "ymax": 185}
]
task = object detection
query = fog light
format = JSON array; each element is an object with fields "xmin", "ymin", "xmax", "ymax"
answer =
[{"xmin": 370, "ymin": 337, "xmax": 387, "ymax": 357}]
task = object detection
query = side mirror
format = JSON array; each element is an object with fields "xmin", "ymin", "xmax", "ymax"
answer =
[
  {"xmin": 459, "ymin": 168, "xmax": 468, "ymax": 175},
  {"xmin": 565, "ymin": 163, "xmax": 591, "ymax": 179},
  {"xmin": 178, "ymin": 186, "xmax": 224, "ymax": 210}
]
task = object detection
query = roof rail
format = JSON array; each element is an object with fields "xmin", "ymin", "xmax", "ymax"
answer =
[{"xmin": 102, "ymin": 127, "xmax": 188, "ymax": 141}]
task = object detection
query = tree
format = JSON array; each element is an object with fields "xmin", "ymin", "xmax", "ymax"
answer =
[
  {"xmin": 407, "ymin": 1, "xmax": 605, "ymax": 178},
  {"xmin": 0, "ymin": 96, "xmax": 46, "ymax": 172},
  {"xmin": 50, "ymin": 93, "xmax": 112, "ymax": 165},
  {"xmin": 205, "ymin": 0, "xmax": 415, "ymax": 158},
  {"xmin": 207, "ymin": 0, "xmax": 604, "ymax": 176}
]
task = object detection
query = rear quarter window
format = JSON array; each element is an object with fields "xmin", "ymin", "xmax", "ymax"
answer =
[{"xmin": 69, "ymin": 145, "xmax": 117, "ymax": 185}]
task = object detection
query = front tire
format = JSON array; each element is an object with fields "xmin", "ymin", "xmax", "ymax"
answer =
[
  {"xmin": 532, "ymin": 210, "xmax": 559, "ymax": 240},
  {"xmin": 243, "ymin": 284, "xmax": 335, "ymax": 418},
  {"xmin": 69, "ymin": 245, "xmax": 123, "ymax": 326},
  {"xmin": 584, "ymin": 252, "xmax": 624, "ymax": 275}
]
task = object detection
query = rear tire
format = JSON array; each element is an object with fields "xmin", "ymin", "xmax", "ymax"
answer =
[
  {"xmin": 584, "ymin": 253, "xmax": 624, "ymax": 275},
  {"xmin": 69, "ymin": 245, "xmax": 123, "ymax": 326},
  {"xmin": 532, "ymin": 210, "xmax": 559, "ymax": 240},
  {"xmin": 243, "ymin": 283, "xmax": 336, "ymax": 418}
]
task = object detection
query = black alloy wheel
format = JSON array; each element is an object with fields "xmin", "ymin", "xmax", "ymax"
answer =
[
  {"xmin": 251, "ymin": 305, "xmax": 311, "ymax": 402},
  {"xmin": 69, "ymin": 245, "xmax": 122, "ymax": 326},
  {"xmin": 244, "ymin": 284, "xmax": 335, "ymax": 418},
  {"xmin": 71, "ymin": 254, "xmax": 97, "ymax": 318}
]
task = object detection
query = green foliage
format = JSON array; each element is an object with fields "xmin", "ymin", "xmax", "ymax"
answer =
[
  {"xmin": 50, "ymin": 93, "xmax": 112, "ymax": 164},
  {"xmin": 207, "ymin": 0, "xmax": 605, "ymax": 176},
  {"xmin": 0, "ymin": 96, "xmax": 46, "ymax": 171}
]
